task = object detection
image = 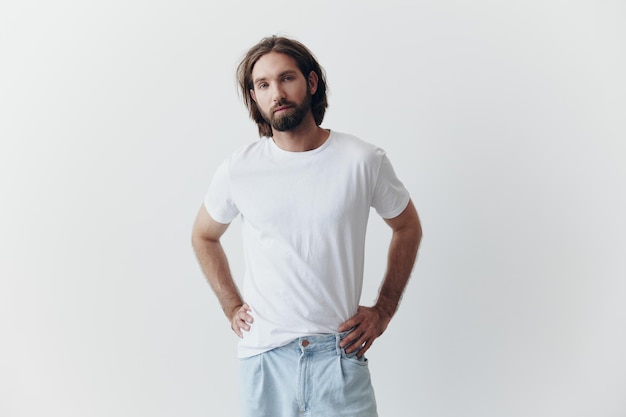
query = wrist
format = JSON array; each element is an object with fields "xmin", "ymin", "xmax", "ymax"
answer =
[
  {"xmin": 373, "ymin": 297, "xmax": 396, "ymax": 321},
  {"xmin": 225, "ymin": 303, "xmax": 243, "ymax": 321}
]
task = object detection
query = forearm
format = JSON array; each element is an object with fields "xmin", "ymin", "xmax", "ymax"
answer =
[
  {"xmin": 192, "ymin": 236, "xmax": 243, "ymax": 321},
  {"xmin": 375, "ymin": 219, "xmax": 422, "ymax": 319}
]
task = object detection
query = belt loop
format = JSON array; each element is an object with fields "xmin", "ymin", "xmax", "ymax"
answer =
[{"xmin": 335, "ymin": 332, "xmax": 342, "ymax": 356}]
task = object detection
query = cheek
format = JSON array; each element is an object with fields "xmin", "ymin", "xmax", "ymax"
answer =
[
  {"xmin": 259, "ymin": 91, "xmax": 273, "ymax": 104},
  {"xmin": 255, "ymin": 96, "xmax": 273, "ymax": 115},
  {"xmin": 259, "ymin": 96, "xmax": 272, "ymax": 110}
]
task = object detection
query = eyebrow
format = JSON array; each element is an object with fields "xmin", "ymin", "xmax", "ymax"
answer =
[{"xmin": 253, "ymin": 70, "xmax": 299, "ymax": 86}]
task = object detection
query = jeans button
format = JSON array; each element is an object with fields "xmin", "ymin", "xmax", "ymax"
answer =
[{"xmin": 301, "ymin": 339, "xmax": 309, "ymax": 347}]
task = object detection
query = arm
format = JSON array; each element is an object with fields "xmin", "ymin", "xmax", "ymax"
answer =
[
  {"xmin": 191, "ymin": 205, "xmax": 253, "ymax": 337},
  {"xmin": 339, "ymin": 199, "xmax": 422, "ymax": 355}
]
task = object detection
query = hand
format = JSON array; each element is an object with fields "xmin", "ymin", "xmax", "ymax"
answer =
[
  {"xmin": 338, "ymin": 305, "xmax": 392, "ymax": 357},
  {"xmin": 230, "ymin": 303, "xmax": 253, "ymax": 338}
]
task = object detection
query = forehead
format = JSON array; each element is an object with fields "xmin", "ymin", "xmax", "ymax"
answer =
[{"xmin": 252, "ymin": 52, "xmax": 300, "ymax": 80}]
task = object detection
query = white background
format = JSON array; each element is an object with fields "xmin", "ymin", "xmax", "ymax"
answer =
[{"xmin": 1, "ymin": 1, "xmax": 625, "ymax": 416}]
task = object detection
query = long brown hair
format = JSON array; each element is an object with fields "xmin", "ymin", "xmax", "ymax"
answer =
[{"xmin": 237, "ymin": 36, "xmax": 329, "ymax": 137}]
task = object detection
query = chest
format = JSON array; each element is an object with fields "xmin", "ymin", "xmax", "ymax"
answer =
[{"xmin": 231, "ymin": 159, "xmax": 373, "ymax": 227}]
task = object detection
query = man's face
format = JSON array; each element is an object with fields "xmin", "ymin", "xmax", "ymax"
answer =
[{"xmin": 250, "ymin": 52, "xmax": 314, "ymax": 132}]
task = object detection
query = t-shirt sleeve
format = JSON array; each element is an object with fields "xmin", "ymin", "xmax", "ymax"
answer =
[
  {"xmin": 371, "ymin": 151, "xmax": 411, "ymax": 219},
  {"xmin": 203, "ymin": 158, "xmax": 239, "ymax": 224}
]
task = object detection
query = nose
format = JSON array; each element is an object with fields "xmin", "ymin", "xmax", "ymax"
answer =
[{"xmin": 270, "ymin": 83, "xmax": 286, "ymax": 102}]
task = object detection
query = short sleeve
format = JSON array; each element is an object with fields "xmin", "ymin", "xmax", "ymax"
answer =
[
  {"xmin": 203, "ymin": 158, "xmax": 239, "ymax": 224},
  {"xmin": 371, "ymin": 152, "xmax": 410, "ymax": 219}
]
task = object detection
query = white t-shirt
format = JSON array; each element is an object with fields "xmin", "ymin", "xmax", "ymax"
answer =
[{"xmin": 204, "ymin": 130, "xmax": 410, "ymax": 358}]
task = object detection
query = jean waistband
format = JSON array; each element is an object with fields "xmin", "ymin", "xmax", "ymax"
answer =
[{"xmin": 282, "ymin": 331, "xmax": 351, "ymax": 354}]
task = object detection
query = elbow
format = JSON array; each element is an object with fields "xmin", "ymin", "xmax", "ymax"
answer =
[
  {"xmin": 410, "ymin": 224, "xmax": 422, "ymax": 254},
  {"xmin": 408, "ymin": 214, "xmax": 423, "ymax": 252},
  {"xmin": 191, "ymin": 226, "xmax": 207, "ymax": 251},
  {"xmin": 415, "ymin": 220, "xmax": 423, "ymax": 245},
  {"xmin": 191, "ymin": 226, "xmax": 221, "ymax": 250},
  {"xmin": 191, "ymin": 231, "xmax": 201, "ymax": 253}
]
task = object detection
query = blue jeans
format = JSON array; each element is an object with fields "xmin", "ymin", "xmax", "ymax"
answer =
[{"xmin": 239, "ymin": 332, "xmax": 378, "ymax": 417}]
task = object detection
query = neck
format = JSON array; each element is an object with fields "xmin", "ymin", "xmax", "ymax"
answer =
[{"xmin": 271, "ymin": 114, "xmax": 330, "ymax": 152}]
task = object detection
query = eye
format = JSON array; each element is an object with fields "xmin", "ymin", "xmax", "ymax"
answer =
[
  {"xmin": 258, "ymin": 82, "xmax": 268, "ymax": 89},
  {"xmin": 283, "ymin": 75, "xmax": 294, "ymax": 81}
]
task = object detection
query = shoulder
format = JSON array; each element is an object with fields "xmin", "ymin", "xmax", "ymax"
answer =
[
  {"xmin": 225, "ymin": 137, "xmax": 272, "ymax": 164},
  {"xmin": 330, "ymin": 130, "xmax": 385, "ymax": 163}
]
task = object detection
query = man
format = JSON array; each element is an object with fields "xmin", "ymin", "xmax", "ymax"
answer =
[{"xmin": 192, "ymin": 35, "xmax": 422, "ymax": 417}]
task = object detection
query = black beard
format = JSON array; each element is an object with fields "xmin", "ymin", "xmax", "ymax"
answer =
[{"xmin": 265, "ymin": 91, "xmax": 312, "ymax": 132}]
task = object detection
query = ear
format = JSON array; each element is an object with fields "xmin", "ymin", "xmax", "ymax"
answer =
[
  {"xmin": 307, "ymin": 71, "xmax": 319, "ymax": 95},
  {"xmin": 250, "ymin": 89, "xmax": 257, "ymax": 102}
]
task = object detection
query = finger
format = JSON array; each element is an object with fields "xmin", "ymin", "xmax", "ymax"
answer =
[
  {"xmin": 238, "ymin": 316, "xmax": 251, "ymax": 331},
  {"xmin": 338, "ymin": 306, "xmax": 366, "ymax": 332},
  {"xmin": 239, "ymin": 310, "xmax": 254, "ymax": 324},
  {"xmin": 340, "ymin": 329, "xmax": 363, "ymax": 349},
  {"xmin": 356, "ymin": 339, "xmax": 372, "ymax": 357},
  {"xmin": 232, "ymin": 322, "xmax": 243, "ymax": 338},
  {"xmin": 338, "ymin": 314, "xmax": 364, "ymax": 333},
  {"xmin": 232, "ymin": 314, "xmax": 251, "ymax": 336},
  {"xmin": 238, "ymin": 304, "xmax": 254, "ymax": 324},
  {"xmin": 350, "ymin": 333, "xmax": 374, "ymax": 355},
  {"xmin": 344, "ymin": 336, "xmax": 365, "ymax": 353},
  {"xmin": 233, "ymin": 318, "xmax": 251, "ymax": 335},
  {"xmin": 337, "ymin": 319, "xmax": 354, "ymax": 333},
  {"xmin": 347, "ymin": 327, "xmax": 378, "ymax": 353}
]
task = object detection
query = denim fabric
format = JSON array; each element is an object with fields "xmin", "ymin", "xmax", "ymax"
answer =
[{"xmin": 239, "ymin": 332, "xmax": 378, "ymax": 417}]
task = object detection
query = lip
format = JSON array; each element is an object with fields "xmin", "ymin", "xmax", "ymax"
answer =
[{"xmin": 273, "ymin": 106, "xmax": 292, "ymax": 114}]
